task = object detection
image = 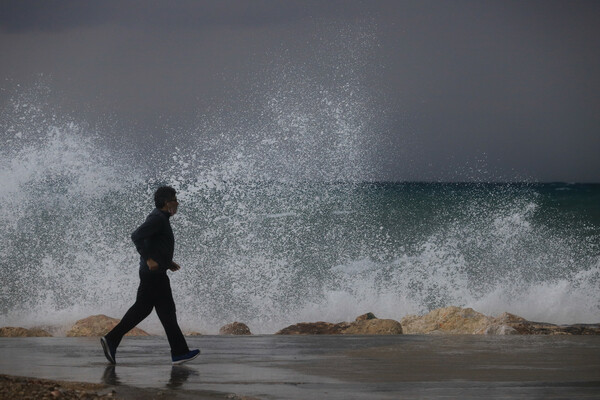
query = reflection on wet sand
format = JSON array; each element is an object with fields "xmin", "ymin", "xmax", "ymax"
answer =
[{"xmin": 102, "ymin": 364, "xmax": 198, "ymax": 390}]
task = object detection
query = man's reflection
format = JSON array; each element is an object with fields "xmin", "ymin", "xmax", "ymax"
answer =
[
  {"xmin": 101, "ymin": 365, "xmax": 121, "ymax": 386},
  {"xmin": 101, "ymin": 364, "xmax": 197, "ymax": 389},
  {"xmin": 167, "ymin": 365, "xmax": 198, "ymax": 389}
]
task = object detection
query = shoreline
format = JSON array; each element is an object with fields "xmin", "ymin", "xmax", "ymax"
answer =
[{"xmin": 3, "ymin": 306, "xmax": 600, "ymax": 338}]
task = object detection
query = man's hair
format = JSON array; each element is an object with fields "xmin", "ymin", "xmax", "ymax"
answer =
[{"xmin": 154, "ymin": 186, "xmax": 177, "ymax": 208}]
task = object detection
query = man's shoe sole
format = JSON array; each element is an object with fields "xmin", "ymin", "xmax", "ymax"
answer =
[
  {"xmin": 172, "ymin": 350, "xmax": 200, "ymax": 365},
  {"xmin": 101, "ymin": 337, "xmax": 116, "ymax": 364}
]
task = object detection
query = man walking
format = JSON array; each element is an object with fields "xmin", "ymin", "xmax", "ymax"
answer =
[{"xmin": 101, "ymin": 186, "xmax": 200, "ymax": 365}]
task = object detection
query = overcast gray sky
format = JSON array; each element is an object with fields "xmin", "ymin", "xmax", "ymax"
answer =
[{"xmin": 1, "ymin": 0, "xmax": 599, "ymax": 182}]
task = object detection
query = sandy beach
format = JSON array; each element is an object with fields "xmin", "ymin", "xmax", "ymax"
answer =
[
  {"xmin": 0, "ymin": 374, "xmax": 113, "ymax": 400},
  {"xmin": 1, "ymin": 335, "xmax": 599, "ymax": 399},
  {"xmin": 0, "ymin": 373, "xmax": 257, "ymax": 400}
]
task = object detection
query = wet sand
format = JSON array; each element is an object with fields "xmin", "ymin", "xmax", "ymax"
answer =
[
  {"xmin": 1, "ymin": 335, "xmax": 599, "ymax": 399},
  {"xmin": 0, "ymin": 374, "xmax": 113, "ymax": 400}
]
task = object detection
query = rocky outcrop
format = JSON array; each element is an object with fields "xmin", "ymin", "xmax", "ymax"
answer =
[
  {"xmin": 355, "ymin": 312, "xmax": 377, "ymax": 321},
  {"xmin": 219, "ymin": 322, "xmax": 252, "ymax": 335},
  {"xmin": 478, "ymin": 323, "xmax": 518, "ymax": 335},
  {"xmin": 401, "ymin": 308, "xmax": 600, "ymax": 335},
  {"xmin": 0, "ymin": 327, "xmax": 52, "ymax": 337},
  {"xmin": 66, "ymin": 315, "xmax": 150, "ymax": 337},
  {"xmin": 474, "ymin": 312, "xmax": 525, "ymax": 335},
  {"xmin": 401, "ymin": 306, "xmax": 493, "ymax": 334},
  {"xmin": 343, "ymin": 319, "xmax": 403, "ymax": 334},
  {"xmin": 276, "ymin": 321, "xmax": 350, "ymax": 335},
  {"xmin": 276, "ymin": 313, "xmax": 402, "ymax": 335},
  {"xmin": 482, "ymin": 312, "xmax": 600, "ymax": 335}
]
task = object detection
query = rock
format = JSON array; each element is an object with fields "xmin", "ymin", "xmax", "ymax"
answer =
[
  {"xmin": 494, "ymin": 312, "xmax": 527, "ymax": 324},
  {"xmin": 478, "ymin": 324, "xmax": 519, "ymax": 335},
  {"xmin": 276, "ymin": 307, "xmax": 600, "ymax": 336},
  {"xmin": 400, "ymin": 306, "xmax": 493, "ymax": 334},
  {"xmin": 490, "ymin": 312, "xmax": 600, "ymax": 335},
  {"xmin": 477, "ymin": 312, "xmax": 531, "ymax": 335},
  {"xmin": 219, "ymin": 322, "xmax": 252, "ymax": 335},
  {"xmin": 0, "ymin": 327, "xmax": 52, "ymax": 337},
  {"xmin": 355, "ymin": 312, "xmax": 377, "ymax": 321},
  {"xmin": 276, "ymin": 318, "xmax": 402, "ymax": 335},
  {"xmin": 401, "ymin": 308, "xmax": 600, "ymax": 335},
  {"xmin": 343, "ymin": 319, "xmax": 403, "ymax": 334},
  {"xmin": 66, "ymin": 315, "xmax": 149, "ymax": 337},
  {"xmin": 184, "ymin": 331, "xmax": 203, "ymax": 336},
  {"xmin": 276, "ymin": 321, "xmax": 349, "ymax": 335}
]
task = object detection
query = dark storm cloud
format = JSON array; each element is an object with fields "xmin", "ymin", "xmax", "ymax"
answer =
[
  {"xmin": 1, "ymin": 0, "xmax": 599, "ymax": 182},
  {"xmin": 0, "ymin": 0, "xmax": 366, "ymax": 32},
  {"xmin": 0, "ymin": 0, "xmax": 111, "ymax": 32}
]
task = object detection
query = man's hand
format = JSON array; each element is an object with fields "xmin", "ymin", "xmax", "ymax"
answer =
[
  {"xmin": 147, "ymin": 258, "xmax": 159, "ymax": 271},
  {"xmin": 169, "ymin": 261, "xmax": 181, "ymax": 272}
]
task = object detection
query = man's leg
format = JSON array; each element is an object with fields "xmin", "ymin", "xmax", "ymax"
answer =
[
  {"xmin": 105, "ymin": 279, "xmax": 154, "ymax": 348},
  {"xmin": 154, "ymin": 275, "xmax": 190, "ymax": 357}
]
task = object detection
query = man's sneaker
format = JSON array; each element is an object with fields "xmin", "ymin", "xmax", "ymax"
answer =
[
  {"xmin": 100, "ymin": 336, "xmax": 116, "ymax": 364},
  {"xmin": 172, "ymin": 349, "xmax": 200, "ymax": 365}
]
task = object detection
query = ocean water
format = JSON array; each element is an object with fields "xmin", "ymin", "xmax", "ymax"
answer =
[{"xmin": 1, "ymin": 85, "xmax": 599, "ymax": 334}]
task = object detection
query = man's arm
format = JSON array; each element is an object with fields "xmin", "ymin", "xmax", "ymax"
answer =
[
  {"xmin": 147, "ymin": 258, "xmax": 160, "ymax": 270},
  {"xmin": 131, "ymin": 213, "xmax": 162, "ymax": 262}
]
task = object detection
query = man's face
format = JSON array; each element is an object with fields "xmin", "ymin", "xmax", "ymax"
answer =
[{"xmin": 165, "ymin": 196, "xmax": 179, "ymax": 216}]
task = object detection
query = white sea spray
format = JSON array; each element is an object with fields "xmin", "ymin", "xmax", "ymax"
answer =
[{"xmin": 1, "ymin": 39, "xmax": 599, "ymax": 334}]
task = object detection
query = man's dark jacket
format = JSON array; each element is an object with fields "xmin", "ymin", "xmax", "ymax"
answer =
[{"xmin": 131, "ymin": 208, "xmax": 174, "ymax": 275}]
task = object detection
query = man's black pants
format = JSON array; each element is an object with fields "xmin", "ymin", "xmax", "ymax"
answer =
[{"xmin": 105, "ymin": 272, "xmax": 189, "ymax": 357}]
